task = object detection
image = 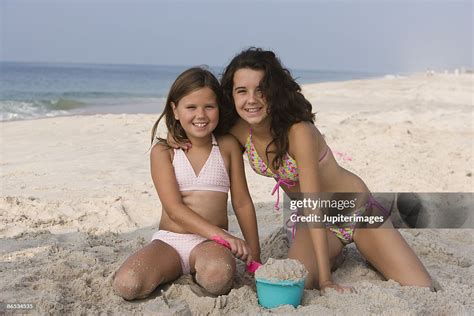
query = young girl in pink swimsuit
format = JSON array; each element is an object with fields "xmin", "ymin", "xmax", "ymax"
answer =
[{"xmin": 113, "ymin": 67, "xmax": 260, "ymax": 300}]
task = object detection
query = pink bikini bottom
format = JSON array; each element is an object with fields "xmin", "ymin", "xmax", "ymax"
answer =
[{"xmin": 151, "ymin": 230, "xmax": 207, "ymax": 274}]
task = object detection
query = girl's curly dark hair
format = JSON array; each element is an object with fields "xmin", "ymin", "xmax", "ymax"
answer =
[{"xmin": 220, "ymin": 47, "xmax": 315, "ymax": 170}]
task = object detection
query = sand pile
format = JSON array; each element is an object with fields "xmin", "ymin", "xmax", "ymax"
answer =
[{"xmin": 255, "ymin": 258, "xmax": 308, "ymax": 282}]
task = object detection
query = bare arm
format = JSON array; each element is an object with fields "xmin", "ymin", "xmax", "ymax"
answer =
[
  {"xmin": 166, "ymin": 133, "xmax": 191, "ymax": 151},
  {"xmin": 288, "ymin": 122, "xmax": 333, "ymax": 287},
  {"xmin": 226, "ymin": 136, "xmax": 261, "ymax": 262}
]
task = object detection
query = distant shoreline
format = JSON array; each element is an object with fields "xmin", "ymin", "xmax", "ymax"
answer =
[{"xmin": 2, "ymin": 72, "xmax": 472, "ymax": 123}]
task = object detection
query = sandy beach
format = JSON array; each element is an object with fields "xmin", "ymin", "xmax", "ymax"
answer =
[{"xmin": 1, "ymin": 73, "xmax": 472, "ymax": 314}]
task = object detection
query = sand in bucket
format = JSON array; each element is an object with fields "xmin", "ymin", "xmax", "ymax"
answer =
[{"xmin": 255, "ymin": 258, "xmax": 308, "ymax": 308}]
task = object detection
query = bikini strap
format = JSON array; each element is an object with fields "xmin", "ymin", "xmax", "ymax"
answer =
[
  {"xmin": 211, "ymin": 134, "xmax": 218, "ymax": 146},
  {"xmin": 245, "ymin": 128, "xmax": 253, "ymax": 149},
  {"xmin": 367, "ymin": 195, "xmax": 390, "ymax": 217}
]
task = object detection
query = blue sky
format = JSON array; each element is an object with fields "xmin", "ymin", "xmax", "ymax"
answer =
[{"xmin": 1, "ymin": 0, "xmax": 472, "ymax": 73}]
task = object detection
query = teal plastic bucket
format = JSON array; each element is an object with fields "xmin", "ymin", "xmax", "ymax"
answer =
[{"xmin": 255, "ymin": 278, "xmax": 305, "ymax": 308}]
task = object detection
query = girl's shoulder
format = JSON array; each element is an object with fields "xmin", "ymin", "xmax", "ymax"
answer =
[
  {"xmin": 287, "ymin": 121, "xmax": 324, "ymax": 156},
  {"xmin": 288, "ymin": 121, "xmax": 320, "ymax": 138},
  {"xmin": 150, "ymin": 142, "xmax": 174, "ymax": 162},
  {"xmin": 216, "ymin": 134, "xmax": 243, "ymax": 155}
]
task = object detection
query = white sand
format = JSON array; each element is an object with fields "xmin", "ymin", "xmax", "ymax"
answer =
[
  {"xmin": 255, "ymin": 258, "xmax": 308, "ymax": 281},
  {"xmin": 1, "ymin": 73, "xmax": 473, "ymax": 314}
]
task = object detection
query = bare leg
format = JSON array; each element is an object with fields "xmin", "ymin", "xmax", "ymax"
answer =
[
  {"xmin": 353, "ymin": 219, "xmax": 432, "ymax": 287},
  {"xmin": 189, "ymin": 241, "xmax": 236, "ymax": 296},
  {"xmin": 113, "ymin": 240, "xmax": 182, "ymax": 300},
  {"xmin": 288, "ymin": 228, "xmax": 344, "ymax": 289}
]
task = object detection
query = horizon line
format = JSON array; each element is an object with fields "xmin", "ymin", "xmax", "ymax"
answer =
[{"xmin": 0, "ymin": 59, "xmax": 386, "ymax": 75}]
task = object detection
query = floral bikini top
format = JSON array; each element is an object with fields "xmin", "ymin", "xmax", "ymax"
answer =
[
  {"xmin": 244, "ymin": 128, "xmax": 330, "ymax": 210},
  {"xmin": 245, "ymin": 128, "xmax": 299, "ymax": 182}
]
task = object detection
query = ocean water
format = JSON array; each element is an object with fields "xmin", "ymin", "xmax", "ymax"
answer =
[{"xmin": 0, "ymin": 62, "xmax": 379, "ymax": 121}]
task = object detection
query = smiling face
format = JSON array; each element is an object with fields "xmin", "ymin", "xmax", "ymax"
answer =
[
  {"xmin": 172, "ymin": 87, "xmax": 219, "ymax": 141},
  {"xmin": 232, "ymin": 68, "xmax": 269, "ymax": 127}
]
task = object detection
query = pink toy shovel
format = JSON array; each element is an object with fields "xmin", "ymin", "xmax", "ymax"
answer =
[{"xmin": 211, "ymin": 235, "xmax": 262, "ymax": 273}]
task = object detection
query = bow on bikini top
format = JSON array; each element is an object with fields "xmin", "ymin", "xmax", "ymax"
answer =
[{"xmin": 244, "ymin": 128, "xmax": 329, "ymax": 209}]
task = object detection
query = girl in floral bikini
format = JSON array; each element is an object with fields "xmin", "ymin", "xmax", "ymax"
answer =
[{"xmin": 217, "ymin": 48, "xmax": 433, "ymax": 293}]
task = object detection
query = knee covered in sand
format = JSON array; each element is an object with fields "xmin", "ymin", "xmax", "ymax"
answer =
[
  {"xmin": 195, "ymin": 260, "xmax": 235, "ymax": 295},
  {"xmin": 113, "ymin": 269, "xmax": 148, "ymax": 300}
]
